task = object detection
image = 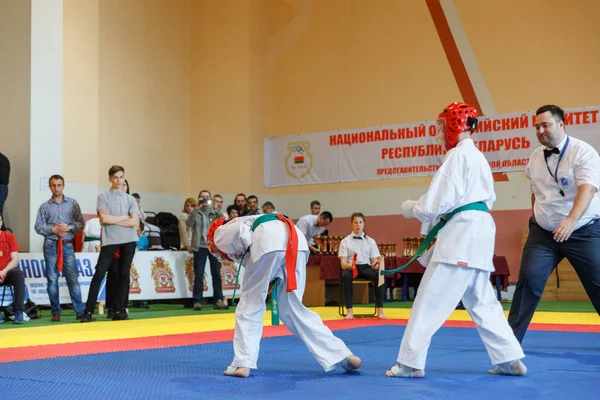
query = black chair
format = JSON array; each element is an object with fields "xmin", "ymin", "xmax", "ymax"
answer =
[{"xmin": 338, "ymin": 265, "xmax": 377, "ymax": 318}]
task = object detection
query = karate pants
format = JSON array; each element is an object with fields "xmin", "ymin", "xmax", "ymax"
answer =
[
  {"xmin": 397, "ymin": 262, "xmax": 524, "ymax": 370},
  {"xmin": 231, "ymin": 251, "xmax": 352, "ymax": 371}
]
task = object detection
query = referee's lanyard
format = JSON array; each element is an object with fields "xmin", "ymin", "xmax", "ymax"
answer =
[{"xmin": 544, "ymin": 137, "xmax": 569, "ymax": 197}]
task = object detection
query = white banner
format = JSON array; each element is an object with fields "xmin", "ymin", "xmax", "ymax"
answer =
[
  {"xmin": 265, "ymin": 106, "xmax": 600, "ymax": 187},
  {"xmin": 0, "ymin": 251, "xmax": 243, "ymax": 306}
]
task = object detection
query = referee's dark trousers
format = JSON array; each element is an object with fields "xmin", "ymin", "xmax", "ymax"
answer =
[{"xmin": 508, "ymin": 217, "xmax": 600, "ymax": 342}]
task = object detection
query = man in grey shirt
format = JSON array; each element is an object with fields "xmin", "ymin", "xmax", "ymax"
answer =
[
  {"xmin": 34, "ymin": 175, "xmax": 85, "ymax": 321},
  {"xmin": 80, "ymin": 166, "xmax": 139, "ymax": 322},
  {"xmin": 187, "ymin": 189, "xmax": 228, "ymax": 310}
]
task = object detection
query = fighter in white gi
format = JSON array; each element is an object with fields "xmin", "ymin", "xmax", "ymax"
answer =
[
  {"xmin": 207, "ymin": 214, "xmax": 361, "ymax": 378},
  {"xmin": 386, "ymin": 102, "xmax": 526, "ymax": 378}
]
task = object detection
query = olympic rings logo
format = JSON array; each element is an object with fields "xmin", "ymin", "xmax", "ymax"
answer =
[{"xmin": 291, "ymin": 145, "xmax": 306, "ymax": 153}]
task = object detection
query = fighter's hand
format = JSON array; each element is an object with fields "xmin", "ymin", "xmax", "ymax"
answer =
[{"xmin": 553, "ymin": 217, "xmax": 576, "ymax": 242}]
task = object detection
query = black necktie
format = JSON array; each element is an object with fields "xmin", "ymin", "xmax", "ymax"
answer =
[
  {"xmin": 353, "ymin": 236, "xmax": 363, "ymax": 240},
  {"xmin": 543, "ymin": 147, "xmax": 560, "ymax": 158}
]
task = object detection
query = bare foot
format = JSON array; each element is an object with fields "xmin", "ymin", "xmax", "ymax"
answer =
[
  {"xmin": 346, "ymin": 355, "xmax": 362, "ymax": 370},
  {"xmin": 488, "ymin": 360, "xmax": 527, "ymax": 376},
  {"xmin": 223, "ymin": 366, "xmax": 250, "ymax": 378},
  {"xmin": 386, "ymin": 364, "xmax": 425, "ymax": 378},
  {"xmin": 340, "ymin": 354, "xmax": 362, "ymax": 372},
  {"xmin": 377, "ymin": 308, "xmax": 386, "ymax": 319},
  {"xmin": 344, "ymin": 310, "xmax": 354, "ymax": 320}
]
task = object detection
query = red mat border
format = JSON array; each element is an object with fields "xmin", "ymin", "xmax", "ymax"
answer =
[{"xmin": 1, "ymin": 319, "xmax": 598, "ymax": 363}]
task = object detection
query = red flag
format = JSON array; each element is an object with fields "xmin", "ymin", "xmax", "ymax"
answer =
[
  {"xmin": 57, "ymin": 240, "xmax": 64, "ymax": 273},
  {"xmin": 352, "ymin": 253, "xmax": 358, "ymax": 279}
]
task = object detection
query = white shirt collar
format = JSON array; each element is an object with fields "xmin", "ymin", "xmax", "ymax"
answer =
[
  {"xmin": 350, "ymin": 231, "xmax": 366, "ymax": 239},
  {"xmin": 544, "ymin": 135, "xmax": 568, "ymax": 153}
]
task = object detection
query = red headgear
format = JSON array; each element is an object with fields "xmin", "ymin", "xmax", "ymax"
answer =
[
  {"xmin": 207, "ymin": 217, "xmax": 232, "ymax": 262},
  {"xmin": 437, "ymin": 102, "xmax": 478, "ymax": 151}
]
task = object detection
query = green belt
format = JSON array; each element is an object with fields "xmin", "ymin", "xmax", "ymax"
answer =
[
  {"xmin": 232, "ymin": 214, "xmax": 290, "ymax": 326},
  {"xmin": 83, "ymin": 236, "xmax": 100, "ymax": 242},
  {"xmin": 381, "ymin": 202, "xmax": 489, "ymax": 276}
]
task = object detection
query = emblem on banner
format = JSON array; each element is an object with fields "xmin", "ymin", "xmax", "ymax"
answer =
[
  {"xmin": 285, "ymin": 141, "xmax": 313, "ymax": 179},
  {"xmin": 221, "ymin": 261, "xmax": 240, "ymax": 290},
  {"xmin": 129, "ymin": 265, "xmax": 141, "ymax": 294},
  {"xmin": 151, "ymin": 257, "xmax": 175, "ymax": 293},
  {"xmin": 184, "ymin": 255, "xmax": 194, "ymax": 291}
]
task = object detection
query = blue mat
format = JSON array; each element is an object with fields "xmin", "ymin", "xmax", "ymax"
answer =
[{"xmin": 1, "ymin": 326, "xmax": 599, "ymax": 399}]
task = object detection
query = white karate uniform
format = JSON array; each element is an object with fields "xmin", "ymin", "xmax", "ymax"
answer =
[
  {"xmin": 214, "ymin": 216, "xmax": 353, "ymax": 371},
  {"xmin": 81, "ymin": 217, "xmax": 101, "ymax": 252},
  {"xmin": 399, "ymin": 138, "xmax": 524, "ymax": 370}
]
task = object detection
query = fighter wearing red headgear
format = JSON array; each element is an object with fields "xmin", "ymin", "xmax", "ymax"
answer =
[
  {"xmin": 386, "ymin": 102, "xmax": 527, "ymax": 378},
  {"xmin": 436, "ymin": 101, "xmax": 479, "ymax": 150}
]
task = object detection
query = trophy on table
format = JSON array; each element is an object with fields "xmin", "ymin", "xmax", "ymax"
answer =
[
  {"xmin": 322, "ymin": 235, "xmax": 329, "ymax": 255},
  {"xmin": 315, "ymin": 235, "xmax": 323, "ymax": 254},
  {"xmin": 334, "ymin": 236, "xmax": 342, "ymax": 254}
]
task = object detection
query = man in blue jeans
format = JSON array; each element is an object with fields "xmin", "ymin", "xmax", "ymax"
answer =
[
  {"xmin": 34, "ymin": 175, "xmax": 86, "ymax": 321},
  {"xmin": 187, "ymin": 189, "xmax": 228, "ymax": 310}
]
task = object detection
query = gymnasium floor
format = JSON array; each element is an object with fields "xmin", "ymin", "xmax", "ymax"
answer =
[{"xmin": 1, "ymin": 302, "xmax": 598, "ymax": 399}]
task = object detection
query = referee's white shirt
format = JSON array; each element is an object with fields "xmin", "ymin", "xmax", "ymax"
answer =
[{"xmin": 526, "ymin": 135, "xmax": 600, "ymax": 232}]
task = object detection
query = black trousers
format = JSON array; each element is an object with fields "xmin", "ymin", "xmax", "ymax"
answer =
[
  {"xmin": 2, "ymin": 268, "xmax": 25, "ymax": 312},
  {"xmin": 105, "ymin": 258, "xmax": 119, "ymax": 310},
  {"xmin": 508, "ymin": 217, "xmax": 600, "ymax": 342},
  {"xmin": 342, "ymin": 263, "xmax": 384, "ymax": 309},
  {"xmin": 192, "ymin": 247, "xmax": 223, "ymax": 304},
  {"xmin": 86, "ymin": 242, "xmax": 136, "ymax": 313}
]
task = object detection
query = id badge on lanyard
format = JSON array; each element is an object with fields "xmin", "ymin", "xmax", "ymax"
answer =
[{"xmin": 544, "ymin": 137, "xmax": 569, "ymax": 197}]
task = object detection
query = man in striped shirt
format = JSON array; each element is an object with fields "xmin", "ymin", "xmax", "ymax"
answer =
[{"xmin": 34, "ymin": 175, "xmax": 85, "ymax": 321}]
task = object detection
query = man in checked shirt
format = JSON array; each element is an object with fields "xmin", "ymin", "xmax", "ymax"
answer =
[{"xmin": 35, "ymin": 174, "xmax": 86, "ymax": 321}]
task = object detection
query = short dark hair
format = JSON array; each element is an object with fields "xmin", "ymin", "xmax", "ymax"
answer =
[
  {"xmin": 49, "ymin": 174, "xmax": 64, "ymax": 184},
  {"xmin": 139, "ymin": 221, "xmax": 145, "ymax": 231},
  {"xmin": 310, "ymin": 200, "xmax": 321, "ymax": 208},
  {"xmin": 247, "ymin": 195, "xmax": 258, "ymax": 202},
  {"xmin": 226, "ymin": 205, "xmax": 239, "ymax": 215},
  {"xmin": 320, "ymin": 211, "xmax": 333, "ymax": 222},
  {"xmin": 536, "ymin": 105, "xmax": 565, "ymax": 123},
  {"xmin": 108, "ymin": 165, "xmax": 124, "ymax": 177},
  {"xmin": 350, "ymin": 212, "xmax": 365, "ymax": 222},
  {"xmin": 262, "ymin": 201, "xmax": 275, "ymax": 209},
  {"xmin": 132, "ymin": 193, "xmax": 140, "ymax": 200},
  {"xmin": 213, "ymin": 194, "xmax": 223, "ymax": 200},
  {"xmin": 198, "ymin": 189, "xmax": 211, "ymax": 198},
  {"xmin": 234, "ymin": 193, "xmax": 246, "ymax": 200}
]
